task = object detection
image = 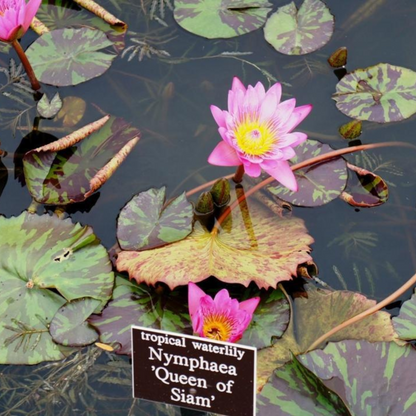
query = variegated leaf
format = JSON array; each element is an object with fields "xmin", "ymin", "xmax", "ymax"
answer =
[
  {"xmin": 393, "ymin": 292, "xmax": 416, "ymax": 341},
  {"xmin": 37, "ymin": 92, "xmax": 62, "ymax": 119}
]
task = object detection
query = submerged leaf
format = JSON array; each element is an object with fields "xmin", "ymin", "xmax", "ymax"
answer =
[
  {"xmin": 264, "ymin": 0, "xmax": 334, "ymax": 55},
  {"xmin": 37, "ymin": 93, "xmax": 63, "ymax": 119},
  {"xmin": 393, "ymin": 292, "xmax": 416, "ymax": 341},
  {"xmin": 117, "ymin": 190, "xmax": 313, "ymax": 289},
  {"xmin": 26, "ymin": 28, "xmax": 116, "ymax": 87},
  {"xmin": 117, "ymin": 187, "xmax": 193, "ymax": 251},
  {"xmin": 256, "ymin": 284, "xmax": 399, "ymax": 390},
  {"xmin": 327, "ymin": 46, "xmax": 348, "ymax": 68},
  {"xmin": 266, "ymin": 140, "xmax": 348, "ymax": 207},
  {"xmin": 174, "ymin": 0, "xmax": 272, "ymax": 39},
  {"xmin": 56, "ymin": 96, "xmax": 87, "ymax": 127},
  {"xmin": 50, "ymin": 298, "xmax": 100, "ymax": 347},
  {"xmin": 333, "ymin": 63, "xmax": 416, "ymax": 123},
  {"xmin": 23, "ymin": 115, "xmax": 140, "ymax": 205},
  {"xmin": 339, "ymin": 120, "xmax": 362, "ymax": 139},
  {"xmin": 0, "ymin": 213, "xmax": 114, "ymax": 364}
]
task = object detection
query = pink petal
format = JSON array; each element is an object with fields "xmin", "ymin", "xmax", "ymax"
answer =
[
  {"xmin": 213, "ymin": 289, "xmax": 233, "ymax": 308},
  {"xmin": 259, "ymin": 90, "xmax": 278, "ymax": 122},
  {"xmin": 208, "ymin": 141, "xmax": 242, "ymax": 166},
  {"xmin": 281, "ymin": 146, "xmax": 296, "ymax": 160},
  {"xmin": 188, "ymin": 283, "xmax": 207, "ymax": 318},
  {"xmin": 278, "ymin": 132, "xmax": 308, "ymax": 148},
  {"xmin": 243, "ymin": 85, "xmax": 260, "ymax": 114},
  {"xmin": 22, "ymin": 0, "xmax": 42, "ymax": 31},
  {"xmin": 274, "ymin": 98, "xmax": 296, "ymax": 126},
  {"xmin": 210, "ymin": 105, "xmax": 226, "ymax": 128},
  {"xmin": 266, "ymin": 82, "xmax": 282, "ymax": 105},
  {"xmin": 231, "ymin": 76, "xmax": 246, "ymax": 94},
  {"xmin": 262, "ymin": 160, "xmax": 298, "ymax": 192},
  {"xmin": 280, "ymin": 104, "xmax": 313, "ymax": 134},
  {"xmin": 239, "ymin": 297, "xmax": 260, "ymax": 315},
  {"xmin": 254, "ymin": 82, "xmax": 266, "ymax": 100},
  {"xmin": 5, "ymin": 25, "xmax": 21, "ymax": 42},
  {"xmin": 243, "ymin": 161, "xmax": 262, "ymax": 177}
]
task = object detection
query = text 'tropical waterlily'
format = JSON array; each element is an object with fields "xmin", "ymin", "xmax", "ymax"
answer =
[
  {"xmin": 188, "ymin": 282, "xmax": 260, "ymax": 343},
  {"xmin": 208, "ymin": 77, "xmax": 312, "ymax": 191},
  {"xmin": 0, "ymin": 0, "xmax": 41, "ymax": 43}
]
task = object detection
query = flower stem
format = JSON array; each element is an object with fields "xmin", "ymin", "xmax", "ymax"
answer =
[
  {"xmin": 12, "ymin": 40, "xmax": 41, "ymax": 91},
  {"xmin": 233, "ymin": 165, "xmax": 245, "ymax": 183}
]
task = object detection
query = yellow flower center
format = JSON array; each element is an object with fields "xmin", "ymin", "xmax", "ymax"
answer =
[
  {"xmin": 203, "ymin": 313, "xmax": 234, "ymax": 341},
  {"xmin": 234, "ymin": 119, "xmax": 276, "ymax": 156}
]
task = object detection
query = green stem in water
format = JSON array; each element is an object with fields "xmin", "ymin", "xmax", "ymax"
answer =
[{"xmin": 12, "ymin": 40, "xmax": 41, "ymax": 91}]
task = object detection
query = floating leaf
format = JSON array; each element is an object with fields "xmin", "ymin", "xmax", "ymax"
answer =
[
  {"xmin": 264, "ymin": 0, "xmax": 334, "ymax": 55},
  {"xmin": 241, "ymin": 288, "xmax": 290, "ymax": 349},
  {"xmin": 266, "ymin": 140, "xmax": 348, "ymax": 207},
  {"xmin": 339, "ymin": 120, "xmax": 362, "ymax": 139},
  {"xmin": 340, "ymin": 162, "xmax": 388, "ymax": 207},
  {"xmin": 26, "ymin": 28, "xmax": 116, "ymax": 87},
  {"xmin": 333, "ymin": 63, "xmax": 416, "ymax": 123},
  {"xmin": 117, "ymin": 187, "xmax": 193, "ymax": 251},
  {"xmin": 258, "ymin": 354, "xmax": 351, "ymax": 415},
  {"xmin": 174, "ymin": 0, "xmax": 272, "ymax": 39},
  {"xmin": 37, "ymin": 92, "xmax": 62, "ymax": 119},
  {"xmin": 117, "ymin": 191, "xmax": 314, "ymax": 289},
  {"xmin": 23, "ymin": 115, "xmax": 140, "ymax": 205},
  {"xmin": 0, "ymin": 213, "xmax": 114, "ymax": 364},
  {"xmin": 256, "ymin": 284, "xmax": 399, "ymax": 390},
  {"xmin": 89, "ymin": 277, "xmax": 192, "ymax": 355},
  {"xmin": 327, "ymin": 46, "xmax": 348, "ymax": 68},
  {"xmin": 55, "ymin": 96, "xmax": 86, "ymax": 127},
  {"xmin": 299, "ymin": 341, "xmax": 416, "ymax": 415},
  {"xmin": 393, "ymin": 292, "xmax": 416, "ymax": 341},
  {"xmin": 50, "ymin": 298, "xmax": 100, "ymax": 347}
]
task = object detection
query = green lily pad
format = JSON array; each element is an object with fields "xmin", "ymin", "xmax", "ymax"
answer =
[
  {"xmin": 89, "ymin": 277, "xmax": 192, "ymax": 355},
  {"xmin": 117, "ymin": 190, "xmax": 314, "ymax": 289},
  {"xmin": 26, "ymin": 28, "xmax": 116, "ymax": 87},
  {"xmin": 266, "ymin": 140, "xmax": 348, "ymax": 207},
  {"xmin": 174, "ymin": 0, "xmax": 272, "ymax": 39},
  {"xmin": 264, "ymin": 0, "xmax": 334, "ymax": 55},
  {"xmin": 333, "ymin": 63, "xmax": 416, "ymax": 123},
  {"xmin": 37, "ymin": 92, "xmax": 62, "ymax": 119},
  {"xmin": 0, "ymin": 213, "xmax": 114, "ymax": 364},
  {"xmin": 299, "ymin": 341, "xmax": 416, "ymax": 415},
  {"xmin": 117, "ymin": 187, "xmax": 193, "ymax": 251},
  {"xmin": 241, "ymin": 288, "xmax": 290, "ymax": 349},
  {"xmin": 50, "ymin": 298, "xmax": 101, "ymax": 347},
  {"xmin": 393, "ymin": 292, "xmax": 416, "ymax": 341},
  {"xmin": 256, "ymin": 284, "xmax": 399, "ymax": 390},
  {"xmin": 257, "ymin": 354, "xmax": 351, "ymax": 415},
  {"xmin": 23, "ymin": 115, "xmax": 140, "ymax": 205}
]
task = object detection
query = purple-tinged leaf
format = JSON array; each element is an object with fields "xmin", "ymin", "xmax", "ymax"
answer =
[
  {"xmin": 37, "ymin": 92, "xmax": 62, "ymax": 119},
  {"xmin": 393, "ymin": 292, "xmax": 416, "ymax": 341}
]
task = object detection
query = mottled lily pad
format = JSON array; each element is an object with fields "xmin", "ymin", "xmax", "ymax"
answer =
[
  {"xmin": 256, "ymin": 284, "xmax": 399, "ymax": 390},
  {"xmin": 117, "ymin": 191, "xmax": 314, "ymax": 289},
  {"xmin": 266, "ymin": 140, "xmax": 348, "ymax": 207},
  {"xmin": 240, "ymin": 288, "xmax": 290, "ymax": 349},
  {"xmin": 37, "ymin": 92, "xmax": 62, "ymax": 119},
  {"xmin": 340, "ymin": 162, "xmax": 388, "ymax": 207},
  {"xmin": 26, "ymin": 28, "xmax": 116, "ymax": 87},
  {"xmin": 174, "ymin": 0, "xmax": 272, "ymax": 39},
  {"xmin": 258, "ymin": 354, "xmax": 351, "ymax": 415},
  {"xmin": 89, "ymin": 277, "xmax": 192, "ymax": 355},
  {"xmin": 299, "ymin": 341, "xmax": 416, "ymax": 415},
  {"xmin": 117, "ymin": 187, "xmax": 193, "ymax": 251},
  {"xmin": 50, "ymin": 298, "xmax": 101, "ymax": 347},
  {"xmin": 264, "ymin": 0, "xmax": 334, "ymax": 55},
  {"xmin": 393, "ymin": 292, "xmax": 416, "ymax": 341},
  {"xmin": 0, "ymin": 213, "xmax": 114, "ymax": 364},
  {"xmin": 333, "ymin": 63, "xmax": 416, "ymax": 123},
  {"xmin": 23, "ymin": 115, "xmax": 140, "ymax": 205}
]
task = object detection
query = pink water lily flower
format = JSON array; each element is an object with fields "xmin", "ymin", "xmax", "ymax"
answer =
[
  {"xmin": 208, "ymin": 77, "xmax": 312, "ymax": 191},
  {"xmin": 0, "ymin": 0, "xmax": 41, "ymax": 43},
  {"xmin": 188, "ymin": 282, "xmax": 260, "ymax": 343}
]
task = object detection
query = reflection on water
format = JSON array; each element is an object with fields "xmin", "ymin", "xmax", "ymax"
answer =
[{"xmin": 0, "ymin": 0, "xmax": 416, "ymax": 413}]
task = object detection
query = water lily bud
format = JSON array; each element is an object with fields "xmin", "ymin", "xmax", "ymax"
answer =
[
  {"xmin": 210, "ymin": 178, "xmax": 230, "ymax": 207},
  {"xmin": 195, "ymin": 192, "xmax": 214, "ymax": 214}
]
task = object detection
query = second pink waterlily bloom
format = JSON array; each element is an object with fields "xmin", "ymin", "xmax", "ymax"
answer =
[
  {"xmin": 0, "ymin": 0, "xmax": 41, "ymax": 43},
  {"xmin": 188, "ymin": 282, "xmax": 260, "ymax": 343},
  {"xmin": 208, "ymin": 77, "xmax": 312, "ymax": 191}
]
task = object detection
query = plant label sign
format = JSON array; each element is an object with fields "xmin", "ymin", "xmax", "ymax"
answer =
[{"xmin": 131, "ymin": 326, "xmax": 257, "ymax": 416}]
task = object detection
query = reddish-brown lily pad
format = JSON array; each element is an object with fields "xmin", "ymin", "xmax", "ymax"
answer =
[{"xmin": 117, "ymin": 191, "xmax": 314, "ymax": 289}]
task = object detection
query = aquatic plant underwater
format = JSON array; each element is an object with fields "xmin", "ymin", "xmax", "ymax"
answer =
[{"xmin": 2, "ymin": 0, "xmax": 416, "ymax": 414}]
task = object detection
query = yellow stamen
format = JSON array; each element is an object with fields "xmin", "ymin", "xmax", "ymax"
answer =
[
  {"xmin": 203, "ymin": 313, "xmax": 234, "ymax": 341},
  {"xmin": 234, "ymin": 118, "xmax": 276, "ymax": 156}
]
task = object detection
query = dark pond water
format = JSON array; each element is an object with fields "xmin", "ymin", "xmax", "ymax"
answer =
[{"xmin": 1, "ymin": 0, "xmax": 416, "ymax": 414}]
